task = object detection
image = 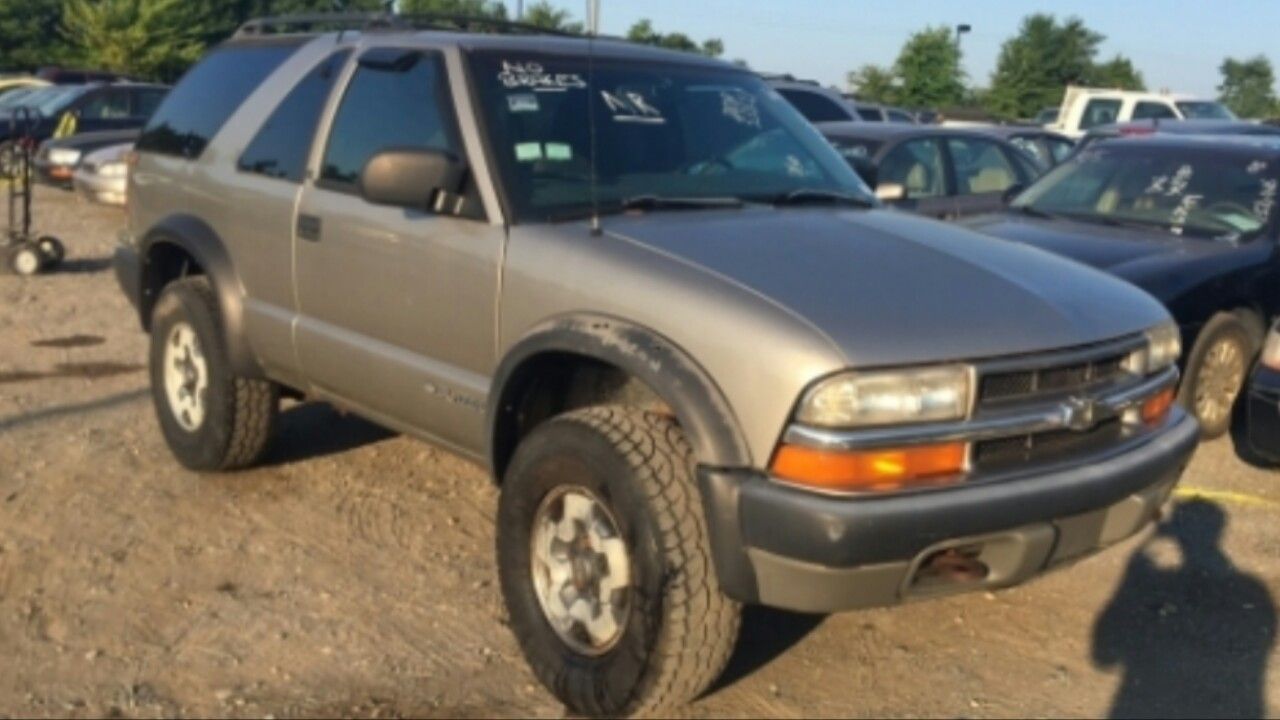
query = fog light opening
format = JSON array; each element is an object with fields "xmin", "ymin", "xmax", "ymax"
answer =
[{"xmin": 913, "ymin": 546, "xmax": 990, "ymax": 589}]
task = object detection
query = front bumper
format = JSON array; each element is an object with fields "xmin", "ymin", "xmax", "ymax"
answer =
[
  {"xmin": 34, "ymin": 158, "xmax": 75, "ymax": 187},
  {"xmin": 1246, "ymin": 366, "xmax": 1280, "ymax": 463},
  {"xmin": 699, "ymin": 409, "xmax": 1199, "ymax": 613}
]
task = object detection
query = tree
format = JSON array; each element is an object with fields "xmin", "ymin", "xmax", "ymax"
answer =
[
  {"xmin": 626, "ymin": 18, "xmax": 723, "ymax": 57},
  {"xmin": 0, "ymin": 0, "xmax": 72, "ymax": 71},
  {"xmin": 399, "ymin": 0, "xmax": 506, "ymax": 17},
  {"xmin": 61, "ymin": 0, "xmax": 207, "ymax": 81},
  {"xmin": 1218, "ymin": 55, "xmax": 1279, "ymax": 119},
  {"xmin": 521, "ymin": 0, "xmax": 581, "ymax": 32},
  {"xmin": 892, "ymin": 26, "xmax": 964, "ymax": 108},
  {"xmin": 986, "ymin": 14, "xmax": 1104, "ymax": 119},
  {"xmin": 847, "ymin": 64, "xmax": 897, "ymax": 104},
  {"xmin": 1089, "ymin": 54, "xmax": 1145, "ymax": 90}
]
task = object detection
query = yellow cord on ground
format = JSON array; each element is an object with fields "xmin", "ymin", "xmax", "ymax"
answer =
[{"xmin": 1175, "ymin": 487, "xmax": 1280, "ymax": 510}]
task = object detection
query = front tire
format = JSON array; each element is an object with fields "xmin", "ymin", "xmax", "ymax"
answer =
[
  {"xmin": 1180, "ymin": 313, "xmax": 1256, "ymax": 439},
  {"xmin": 497, "ymin": 406, "xmax": 740, "ymax": 717},
  {"xmin": 148, "ymin": 277, "xmax": 279, "ymax": 471}
]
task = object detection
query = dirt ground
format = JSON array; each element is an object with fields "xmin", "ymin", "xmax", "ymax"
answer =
[{"xmin": 0, "ymin": 186, "xmax": 1277, "ymax": 719}]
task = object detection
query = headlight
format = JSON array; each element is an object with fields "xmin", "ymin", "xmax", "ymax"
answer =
[
  {"xmin": 96, "ymin": 161, "xmax": 126, "ymax": 178},
  {"xmin": 1262, "ymin": 324, "xmax": 1280, "ymax": 371},
  {"xmin": 48, "ymin": 148, "xmax": 81, "ymax": 166},
  {"xmin": 1128, "ymin": 322, "xmax": 1182, "ymax": 375},
  {"xmin": 797, "ymin": 365, "xmax": 972, "ymax": 428}
]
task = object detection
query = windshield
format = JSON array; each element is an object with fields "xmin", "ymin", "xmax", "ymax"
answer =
[
  {"xmin": 0, "ymin": 87, "xmax": 36, "ymax": 109},
  {"xmin": 1013, "ymin": 147, "xmax": 1277, "ymax": 241},
  {"xmin": 14, "ymin": 85, "xmax": 88, "ymax": 118},
  {"xmin": 467, "ymin": 52, "xmax": 872, "ymax": 221},
  {"xmin": 1176, "ymin": 101, "xmax": 1236, "ymax": 120}
]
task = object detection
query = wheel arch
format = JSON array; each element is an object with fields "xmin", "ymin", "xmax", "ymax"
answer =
[
  {"xmin": 138, "ymin": 214, "xmax": 264, "ymax": 379},
  {"xmin": 487, "ymin": 315, "xmax": 753, "ymax": 480}
]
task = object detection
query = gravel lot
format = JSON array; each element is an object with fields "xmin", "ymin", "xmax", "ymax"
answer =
[{"xmin": 0, "ymin": 186, "xmax": 1277, "ymax": 718}]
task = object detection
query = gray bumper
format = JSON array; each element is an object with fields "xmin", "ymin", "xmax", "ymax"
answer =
[{"xmin": 699, "ymin": 409, "xmax": 1199, "ymax": 613}]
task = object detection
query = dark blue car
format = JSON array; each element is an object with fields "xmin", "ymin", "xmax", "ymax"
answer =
[{"xmin": 967, "ymin": 135, "xmax": 1280, "ymax": 439}]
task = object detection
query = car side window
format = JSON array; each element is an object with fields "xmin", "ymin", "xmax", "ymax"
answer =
[
  {"xmin": 946, "ymin": 137, "xmax": 1020, "ymax": 194},
  {"xmin": 777, "ymin": 89, "xmax": 853, "ymax": 123},
  {"xmin": 886, "ymin": 109, "xmax": 914, "ymax": 123},
  {"xmin": 1047, "ymin": 138, "xmax": 1075, "ymax": 163},
  {"xmin": 1080, "ymin": 99, "xmax": 1122, "ymax": 130},
  {"xmin": 320, "ymin": 50, "xmax": 458, "ymax": 189},
  {"xmin": 878, "ymin": 138, "xmax": 946, "ymax": 198},
  {"xmin": 133, "ymin": 89, "xmax": 167, "ymax": 119},
  {"xmin": 240, "ymin": 50, "xmax": 350, "ymax": 183},
  {"xmin": 78, "ymin": 89, "xmax": 131, "ymax": 120},
  {"xmin": 1132, "ymin": 101, "xmax": 1177, "ymax": 121}
]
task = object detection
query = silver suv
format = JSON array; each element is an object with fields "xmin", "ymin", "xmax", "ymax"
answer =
[{"xmin": 114, "ymin": 16, "xmax": 1199, "ymax": 716}]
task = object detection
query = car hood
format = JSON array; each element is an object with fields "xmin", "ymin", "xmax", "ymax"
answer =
[{"xmin": 601, "ymin": 207, "xmax": 1169, "ymax": 367}]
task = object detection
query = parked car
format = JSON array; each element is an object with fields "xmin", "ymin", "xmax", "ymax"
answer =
[
  {"xmin": 817, "ymin": 122, "xmax": 1044, "ymax": 218},
  {"xmin": 34, "ymin": 67, "xmax": 132, "ymax": 84},
  {"xmin": 1049, "ymin": 85, "xmax": 1237, "ymax": 139},
  {"xmin": 844, "ymin": 97, "xmax": 917, "ymax": 123},
  {"xmin": 966, "ymin": 135, "xmax": 1280, "ymax": 437},
  {"xmin": 0, "ymin": 82, "xmax": 167, "ymax": 147},
  {"xmin": 35, "ymin": 128, "xmax": 139, "ymax": 185},
  {"xmin": 1033, "ymin": 106, "xmax": 1059, "ymax": 125},
  {"xmin": 978, "ymin": 125, "xmax": 1076, "ymax": 167},
  {"xmin": 763, "ymin": 74, "xmax": 861, "ymax": 123},
  {"xmin": 72, "ymin": 141, "xmax": 131, "ymax": 206},
  {"xmin": 116, "ymin": 19, "xmax": 1197, "ymax": 715},
  {"xmin": 1245, "ymin": 320, "xmax": 1280, "ymax": 462},
  {"xmin": 1075, "ymin": 118, "xmax": 1280, "ymax": 153}
]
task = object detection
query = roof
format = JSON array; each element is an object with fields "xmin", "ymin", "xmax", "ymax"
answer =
[
  {"xmin": 1088, "ymin": 134, "xmax": 1280, "ymax": 156},
  {"xmin": 976, "ymin": 125, "xmax": 1073, "ymax": 142},
  {"xmin": 814, "ymin": 121, "xmax": 1021, "ymax": 143},
  {"xmin": 1087, "ymin": 119, "xmax": 1280, "ymax": 137}
]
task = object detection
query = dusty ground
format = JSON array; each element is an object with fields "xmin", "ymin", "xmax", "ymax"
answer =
[{"xmin": 0, "ymin": 186, "xmax": 1277, "ymax": 719}]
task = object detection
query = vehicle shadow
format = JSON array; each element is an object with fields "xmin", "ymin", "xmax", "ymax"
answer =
[
  {"xmin": 1092, "ymin": 499, "xmax": 1276, "ymax": 718},
  {"xmin": 706, "ymin": 606, "xmax": 826, "ymax": 695},
  {"xmin": 258, "ymin": 401, "xmax": 395, "ymax": 467},
  {"xmin": 58, "ymin": 256, "xmax": 114, "ymax": 274}
]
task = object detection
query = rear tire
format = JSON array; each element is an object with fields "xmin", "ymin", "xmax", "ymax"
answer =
[
  {"xmin": 497, "ymin": 406, "xmax": 740, "ymax": 717},
  {"xmin": 148, "ymin": 276, "xmax": 278, "ymax": 471},
  {"xmin": 8, "ymin": 243, "xmax": 41, "ymax": 276},
  {"xmin": 37, "ymin": 236, "xmax": 65, "ymax": 268},
  {"xmin": 1180, "ymin": 313, "xmax": 1255, "ymax": 439}
]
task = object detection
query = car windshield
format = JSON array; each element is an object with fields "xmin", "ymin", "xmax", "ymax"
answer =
[
  {"xmin": 0, "ymin": 87, "xmax": 36, "ymax": 109},
  {"xmin": 1176, "ymin": 101, "xmax": 1236, "ymax": 120},
  {"xmin": 1013, "ymin": 147, "xmax": 1277, "ymax": 241},
  {"xmin": 467, "ymin": 51, "xmax": 872, "ymax": 221},
  {"xmin": 29, "ymin": 85, "xmax": 88, "ymax": 117}
]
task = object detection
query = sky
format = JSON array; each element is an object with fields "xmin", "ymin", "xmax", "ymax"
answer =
[{"xmin": 518, "ymin": 0, "xmax": 1280, "ymax": 98}]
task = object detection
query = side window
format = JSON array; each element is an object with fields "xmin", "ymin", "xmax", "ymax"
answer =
[
  {"xmin": 239, "ymin": 51, "xmax": 350, "ymax": 183},
  {"xmin": 857, "ymin": 107, "xmax": 883, "ymax": 121},
  {"xmin": 1009, "ymin": 136, "xmax": 1050, "ymax": 167},
  {"xmin": 133, "ymin": 89, "xmax": 167, "ymax": 119},
  {"xmin": 1080, "ymin": 98, "xmax": 1122, "ymax": 130},
  {"xmin": 1047, "ymin": 138, "xmax": 1075, "ymax": 163},
  {"xmin": 879, "ymin": 138, "xmax": 946, "ymax": 197},
  {"xmin": 137, "ymin": 42, "xmax": 300, "ymax": 159},
  {"xmin": 947, "ymin": 137, "xmax": 1020, "ymax": 194},
  {"xmin": 777, "ymin": 89, "xmax": 852, "ymax": 123},
  {"xmin": 78, "ymin": 89, "xmax": 131, "ymax": 119},
  {"xmin": 320, "ymin": 50, "xmax": 458, "ymax": 188},
  {"xmin": 886, "ymin": 109, "xmax": 914, "ymax": 123},
  {"xmin": 1132, "ymin": 101, "xmax": 1177, "ymax": 121}
]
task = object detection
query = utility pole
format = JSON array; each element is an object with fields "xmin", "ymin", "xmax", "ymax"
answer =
[{"xmin": 587, "ymin": 0, "xmax": 600, "ymax": 35}]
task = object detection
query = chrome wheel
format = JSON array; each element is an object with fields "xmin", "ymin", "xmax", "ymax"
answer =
[
  {"xmin": 530, "ymin": 485, "xmax": 631, "ymax": 656},
  {"xmin": 163, "ymin": 322, "xmax": 209, "ymax": 432},
  {"xmin": 1194, "ymin": 337, "xmax": 1245, "ymax": 428}
]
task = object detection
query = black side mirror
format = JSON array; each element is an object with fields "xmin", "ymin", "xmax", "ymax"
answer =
[
  {"xmin": 359, "ymin": 147, "xmax": 465, "ymax": 210},
  {"xmin": 1002, "ymin": 183, "xmax": 1026, "ymax": 204}
]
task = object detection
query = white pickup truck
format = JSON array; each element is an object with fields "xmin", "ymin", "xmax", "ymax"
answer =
[{"xmin": 1049, "ymin": 85, "xmax": 1236, "ymax": 138}]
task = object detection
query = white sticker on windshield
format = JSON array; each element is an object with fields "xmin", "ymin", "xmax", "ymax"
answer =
[
  {"xmin": 1166, "ymin": 164, "xmax": 1193, "ymax": 195},
  {"xmin": 515, "ymin": 142, "xmax": 543, "ymax": 162},
  {"xmin": 545, "ymin": 143, "xmax": 572, "ymax": 161},
  {"xmin": 720, "ymin": 89, "xmax": 761, "ymax": 128},
  {"xmin": 1248, "ymin": 160, "xmax": 1268, "ymax": 175},
  {"xmin": 600, "ymin": 90, "xmax": 666, "ymax": 124},
  {"xmin": 1255, "ymin": 178, "xmax": 1277, "ymax": 220},
  {"xmin": 507, "ymin": 93, "xmax": 539, "ymax": 113},
  {"xmin": 1169, "ymin": 193, "xmax": 1202, "ymax": 235},
  {"xmin": 498, "ymin": 61, "xmax": 586, "ymax": 92}
]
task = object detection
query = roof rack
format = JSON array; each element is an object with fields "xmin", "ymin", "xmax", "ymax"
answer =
[{"xmin": 234, "ymin": 11, "xmax": 578, "ymax": 39}]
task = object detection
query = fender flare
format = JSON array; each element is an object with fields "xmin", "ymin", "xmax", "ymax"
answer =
[
  {"xmin": 487, "ymin": 314, "xmax": 753, "ymax": 478},
  {"xmin": 139, "ymin": 214, "xmax": 264, "ymax": 379}
]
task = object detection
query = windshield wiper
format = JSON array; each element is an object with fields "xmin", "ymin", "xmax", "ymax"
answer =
[
  {"xmin": 1015, "ymin": 205, "xmax": 1061, "ymax": 220},
  {"xmin": 619, "ymin": 195, "xmax": 744, "ymax": 212},
  {"xmin": 766, "ymin": 188, "xmax": 876, "ymax": 208}
]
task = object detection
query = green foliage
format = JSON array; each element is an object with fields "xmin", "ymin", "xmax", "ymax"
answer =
[
  {"xmin": 985, "ymin": 14, "xmax": 1105, "ymax": 119},
  {"xmin": 399, "ymin": 0, "xmax": 507, "ymax": 18},
  {"xmin": 1089, "ymin": 55, "xmax": 1145, "ymax": 90},
  {"xmin": 61, "ymin": 0, "xmax": 207, "ymax": 80},
  {"xmin": 1217, "ymin": 55, "xmax": 1279, "ymax": 119},
  {"xmin": 0, "ymin": 0, "xmax": 71, "ymax": 70},
  {"xmin": 847, "ymin": 64, "xmax": 897, "ymax": 104},
  {"xmin": 520, "ymin": 1, "xmax": 581, "ymax": 33},
  {"xmin": 626, "ymin": 18, "xmax": 723, "ymax": 58},
  {"xmin": 892, "ymin": 25, "xmax": 964, "ymax": 108}
]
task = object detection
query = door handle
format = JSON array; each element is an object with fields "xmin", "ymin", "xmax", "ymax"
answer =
[{"xmin": 297, "ymin": 214, "xmax": 322, "ymax": 242}]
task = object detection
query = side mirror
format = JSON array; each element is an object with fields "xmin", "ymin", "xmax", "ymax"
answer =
[
  {"xmin": 1002, "ymin": 183, "xmax": 1026, "ymax": 204},
  {"xmin": 875, "ymin": 182, "xmax": 906, "ymax": 202},
  {"xmin": 359, "ymin": 147, "xmax": 465, "ymax": 210}
]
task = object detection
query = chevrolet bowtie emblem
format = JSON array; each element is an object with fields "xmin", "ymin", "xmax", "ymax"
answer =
[{"xmin": 1062, "ymin": 396, "xmax": 1098, "ymax": 432}]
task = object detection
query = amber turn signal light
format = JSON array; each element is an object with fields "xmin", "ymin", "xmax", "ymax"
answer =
[
  {"xmin": 771, "ymin": 442, "xmax": 967, "ymax": 493},
  {"xmin": 1141, "ymin": 387, "xmax": 1176, "ymax": 427}
]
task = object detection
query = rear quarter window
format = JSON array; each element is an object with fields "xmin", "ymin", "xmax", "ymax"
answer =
[{"xmin": 136, "ymin": 41, "xmax": 300, "ymax": 159}]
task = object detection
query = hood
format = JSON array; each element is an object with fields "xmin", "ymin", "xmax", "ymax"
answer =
[{"xmin": 601, "ymin": 207, "xmax": 1170, "ymax": 368}]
